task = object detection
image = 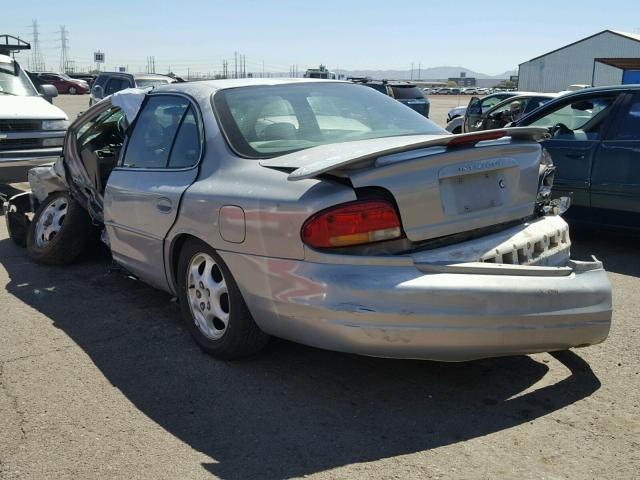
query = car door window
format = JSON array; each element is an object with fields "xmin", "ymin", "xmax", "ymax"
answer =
[
  {"xmin": 167, "ymin": 108, "xmax": 201, "ymax": 168},
  {"xmin": 524, "ymin": 97, "xmax": 551, "ymax": 113},
  {"xmin": 121, "ymin": 95, "xmax": 191, "ymax": 169},
  {"xmin": 76, "ymin": 107, "xmax": 124, "ymax": 147},
  {"xmin": 528, "ymin": 96, "xmax": 616, "ymax": 140},
  {"xmin": 105, "ymin": 78, "xmax": 125, "ymax": 96},
  {"xmin": 610, "ymin": 97, "xmax": 640, "ymax": 140},
  {"xmin": 480, "ymin": 96, "xmax": 504, "ymax": 112}
]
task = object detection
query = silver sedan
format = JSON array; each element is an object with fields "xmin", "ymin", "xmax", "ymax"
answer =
[{"xmin": 6, "ymin": 79, "xmax": 612, "ymax": 361}]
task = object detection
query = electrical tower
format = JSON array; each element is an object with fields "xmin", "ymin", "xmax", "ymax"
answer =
[
  {"xmin": 59, "ymin": 25, "xmax": 70, "ymax": 73},
  {"xmin": 146, "ymin": 56, "xmax": 156, "ymax": 73},
  {"xmin": 30, "ymin": 20, "xmax": 45, "ymax": 71}
]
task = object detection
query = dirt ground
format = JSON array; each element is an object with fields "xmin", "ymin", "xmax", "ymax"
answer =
[{"xmin": 0, "ymin": 94, "xmax": 638, "ymax": 480}]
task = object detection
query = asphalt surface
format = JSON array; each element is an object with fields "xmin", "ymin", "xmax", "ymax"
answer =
[{"xmin": 0, "ymin": 94, "xmax": 638, "ymax": 480}]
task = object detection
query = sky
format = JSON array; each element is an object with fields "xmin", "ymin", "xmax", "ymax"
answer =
[{"xmin": 3, "ymin": 0, "xmax": 640, "ymax": 77}]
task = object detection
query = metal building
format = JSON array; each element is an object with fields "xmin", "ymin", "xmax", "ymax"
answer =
[{"xmin": 518, "ymin": 30, "xmax": 640, "ymax": 92}]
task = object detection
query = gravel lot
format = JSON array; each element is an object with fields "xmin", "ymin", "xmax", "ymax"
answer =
[{"xmin": 0, "ymin": 94, "xmax": 638, "ymax": 480}]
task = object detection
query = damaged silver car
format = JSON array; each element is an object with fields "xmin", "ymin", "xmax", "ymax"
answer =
[{"xmin": 4, "ymin": 79, "xmax": 612, "ymax": 361}]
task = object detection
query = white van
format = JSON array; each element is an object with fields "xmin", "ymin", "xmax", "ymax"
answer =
[{"xmin": 0, "ymin": 53, "xmax": 69, "ymax": 184}]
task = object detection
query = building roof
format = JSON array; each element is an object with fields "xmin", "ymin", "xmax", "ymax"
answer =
[
  {"xmin": 520, "ymin": 30, "xmax": 640, "ymax": 65},
  {"xmin": 612, "ymin": 30, "xmax": 640, "ymax": 42},
  {"xmin": 595, "ymin": 57, "xmax": 640, "ymax": 70}
]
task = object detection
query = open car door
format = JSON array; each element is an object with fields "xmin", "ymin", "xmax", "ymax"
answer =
[{"xmin": 463, "ymin": 96, "xmax": 481, "ymax": 133}]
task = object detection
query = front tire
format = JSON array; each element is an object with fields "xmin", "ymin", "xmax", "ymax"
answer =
[
  {"xmin": 68, "ymin": 86, "xmax": 77, "ymax": 95},
  {"xmin": 177, "ymin": 238, "xmax": 269, "ymax": 360},
  {"xmin": 26, "ymin": 191, "xmax": 92, "ymax": 265}
]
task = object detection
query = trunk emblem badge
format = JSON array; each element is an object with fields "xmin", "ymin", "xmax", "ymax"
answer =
[{"xmin": 499, "ymin": 179, "xmax": 506, "ymax": 189}]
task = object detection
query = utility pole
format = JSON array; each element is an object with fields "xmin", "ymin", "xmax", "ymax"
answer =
[
  {"xmin": 58, "ymin": 25, "xmax": 69, "ymax": 73},
  {"xmin": 30, "ymin": 20, "xmax": 45, "ymax": 71},
  {"xmin": 418, "ymin": 62, "xmax": 421, "ymax": 80},
  {"xmin": 410, "ymin": 62, "xmax": 414, "ymax": 80},
  {"xmin": 234, "ymin": 51, "xmax": 238, "ymax": 79}
]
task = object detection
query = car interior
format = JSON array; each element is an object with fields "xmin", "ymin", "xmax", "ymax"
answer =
[
  {"xmin": 529, "ymin": 96, "xmax": 616, "ymax": 140},
  {"xmin": 75, "ymin": 107, "xmax": 126, "ymax": 193}
]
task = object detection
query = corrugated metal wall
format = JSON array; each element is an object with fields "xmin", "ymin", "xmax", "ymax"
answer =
[{"xmin": 518, "ymin": 31, "xmax": 640, "ymax": 92}]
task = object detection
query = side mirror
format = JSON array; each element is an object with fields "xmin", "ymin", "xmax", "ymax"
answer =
[
  {"xmin": 40, "ymin": 84, "xmax": 58, "ymax": 99},
  {"xmin": 92, "ymin": 85, "xmax": 104, "ymax": 99}
]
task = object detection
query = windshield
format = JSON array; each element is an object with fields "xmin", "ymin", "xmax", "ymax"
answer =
[
  {"xmin": 213, "ymin": 82, "xmax": 445, "ymax": 158},
  {"xmin": 0, "ymin": 58, "xmax": 38, "ymax": 96},
  {"xmin": 135, "ymin": 78, "xmax": 170, "ymax": 88}
]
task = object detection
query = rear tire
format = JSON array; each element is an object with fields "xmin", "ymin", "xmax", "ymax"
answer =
[
  {"xmin": 177, "ymin": 238, "xmax": 269, "ymax": 360},
  {"xmin": 26, "ymin": 191, "xmax": 92, "ymax": 265}
]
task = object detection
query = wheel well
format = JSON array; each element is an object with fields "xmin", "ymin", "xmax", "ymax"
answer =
[
  {"xmin": 169, "ymin": 233, "xmax": 199, "ymax": 290},
  {"xmin": 169, "ymin": 234, "xmax": 221, "ymax": 290}
]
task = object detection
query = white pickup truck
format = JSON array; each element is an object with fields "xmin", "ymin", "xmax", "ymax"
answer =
[{"xmin": 0, "ymin": 53, "xmax": 69, "ymax": 184}]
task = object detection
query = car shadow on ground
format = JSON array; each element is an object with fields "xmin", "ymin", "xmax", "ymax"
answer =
[
  {"xmin": 0, "ymin": 233, "xmax": 607, "ymax": 480},
  {"xmin": 568, "ymin": 223, "xmax": 640, "ymax": 277}
]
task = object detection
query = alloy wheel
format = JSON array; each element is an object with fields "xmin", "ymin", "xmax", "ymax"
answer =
[{"xmin": 186, "ymin": 253, "xmax": 230, "ymax": 340}]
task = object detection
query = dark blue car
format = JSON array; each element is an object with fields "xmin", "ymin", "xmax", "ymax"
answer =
[
  {"xmin": 353, "ymin": 80, "xmax": 431, "ymax": 118},
  {"xmin": 514, "ymin": 84, "xmax": 640, "ymax": 230}
]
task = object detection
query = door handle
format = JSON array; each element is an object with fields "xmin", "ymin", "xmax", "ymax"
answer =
[
  {"xmin": 156, "ymin": 197, "xmax": 173, "ymax": 213},
  {"xmin": 566, "ymin": 153, "xmax": 585, "ymax": 159}
]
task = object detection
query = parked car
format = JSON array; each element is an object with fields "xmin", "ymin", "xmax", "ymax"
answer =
[
  {"xmin": 464, "ymin": 93, "xmax": 559, "ymax": 132},
  {"xmin": 89, "ymin": 72, "xmax": 176, "ymax": 106},
  {"xmin": 68, "ymin": 73, "xmax": 96, "ymax": 88},
  {"xmin": 4, "ymin": 79, "xmax": 611, "ymax": 362},
  {"xmin": 353, "ymin": 79, "xmax": 430, "ymax": 117},
  {"xmin": 513, "ymin": 84, "xmax": 640, "ymax": 230},
  {"xmin": 461, "ymin": 91, "xmax": 544, "ymax": 133},
  {"xmin": 446, "ymin": 105, "xmax": 467, "ymax": 123},
  {"xmin": 35, "ymin": 72, "xmax": 89, "ymax": 95},
  {"xmin": 0, "ymin": 54, "xmax": 68, "ymax": 184},
  {"xmin": 445, "ymin": 91, "xmax": 527, "ymax": 134}
]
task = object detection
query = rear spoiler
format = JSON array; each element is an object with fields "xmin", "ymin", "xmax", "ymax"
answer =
[{"xmin": 260, "ymin": 127, "xmax": 549, "ymax": 182}]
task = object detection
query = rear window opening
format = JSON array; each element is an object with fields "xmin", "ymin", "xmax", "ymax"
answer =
[{"xmin": 212, "ymin": 82, "xmax": 444, "ymax": 159}]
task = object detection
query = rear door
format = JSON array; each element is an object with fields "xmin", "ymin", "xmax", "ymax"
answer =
[
  {"xmin": 104, "ymin": 93, "xmax": 203, "ymax": 289},
  {"xmin": 520, "ymin": 93, "xmax": 622, "ymax": 209},
  {"xmin": 589, "ymin": 92, "xmax": 640, "ymax": 226}
]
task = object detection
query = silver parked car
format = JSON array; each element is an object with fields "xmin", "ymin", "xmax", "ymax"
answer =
[{"xmin": 4, "ymin": 79, "xmax": 612, "ymax": 361}]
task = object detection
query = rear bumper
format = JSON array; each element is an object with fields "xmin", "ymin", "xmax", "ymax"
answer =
[{"xmin": 220, "ymin": 245, "xmax": 612, "ymax": 362}]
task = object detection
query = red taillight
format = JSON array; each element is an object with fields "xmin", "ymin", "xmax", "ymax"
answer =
[{"xmin": 301, "ymin": 200, "xmax": 403, "ymax": 248}]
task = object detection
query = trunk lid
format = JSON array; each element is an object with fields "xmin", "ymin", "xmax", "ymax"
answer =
[{"xmin": 261, "ymin": 127, "xmax": 549, "ymax": 242}]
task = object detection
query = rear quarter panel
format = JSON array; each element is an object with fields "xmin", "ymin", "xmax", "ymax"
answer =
[{"xmin": 163, "ymin": 97, "xmax": 356, "ymax": 289}]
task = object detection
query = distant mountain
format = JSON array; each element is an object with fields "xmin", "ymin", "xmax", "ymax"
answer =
[{"xmin": 334, "ymin": 66, "xmax": 517, "ymax": 81}]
